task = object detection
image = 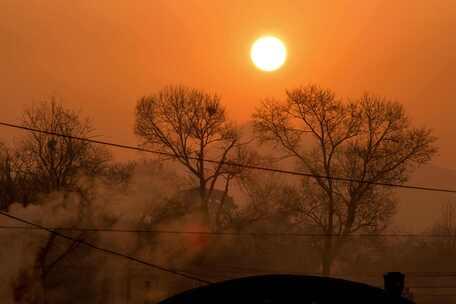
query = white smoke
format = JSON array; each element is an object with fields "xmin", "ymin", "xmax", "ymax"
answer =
[{"xmin": 0, "ymin": 159, "xmax": 205, "ymax": 303}]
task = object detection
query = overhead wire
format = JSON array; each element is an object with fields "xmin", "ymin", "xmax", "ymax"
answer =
[
  {"xmin": 0, "ymin": 211, "xmax": 211, "ymax": 284},
  {"xmin": 1, "ymin": 224, "xmax": 456, "ymax": 238},
  {"xmin": 173, "ymin": 264, "xmax": 456, "ymax": 279},
  {"xmin": 1, "ymin": 121, "xmax": 456, "ymax": 194},
  {"xmin": 414, "ymin": 294, "xmax": 456, "ymax": 297},
  {"xmin": 3, "ymin": 211, "xmax": 456, "ymax": 289}
]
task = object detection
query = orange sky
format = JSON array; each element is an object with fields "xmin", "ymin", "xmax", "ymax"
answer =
[{"xmin": 1, "ymin": 0, "xmax": 456, "ymax": 169}]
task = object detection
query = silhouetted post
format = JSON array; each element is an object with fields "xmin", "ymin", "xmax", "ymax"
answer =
[
  {"xmin": 384, "ymin": 272, "xmax": 405, "ymax": 298},
  {"xmin": 144, "ymin": 280, "xmax": 153, "ymax": 304}
]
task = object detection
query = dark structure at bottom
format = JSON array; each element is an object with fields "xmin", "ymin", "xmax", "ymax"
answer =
[{"xmin": 158, "ymin": 274, "xmax": 414, "ymax": 304}]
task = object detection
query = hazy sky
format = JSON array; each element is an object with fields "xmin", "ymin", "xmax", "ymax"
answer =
[{"xmin": 1, "ymin": 0, "xmax": 456, "ymax": 169}]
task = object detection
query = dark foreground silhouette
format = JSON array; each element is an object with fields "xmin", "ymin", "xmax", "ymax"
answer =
[{"xmin": 158, "ymin": 274, "xmax": 414, "ymax": 304}]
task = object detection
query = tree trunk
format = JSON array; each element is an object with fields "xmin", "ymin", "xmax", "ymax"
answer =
[
  {"xmin": 321, "ymin": 248, "xmax": 333, "ymax": 276},
  {"xmin": 322, "ymin": 197, "xmax": 335, "ymax": 276},
  {"xmin": 198, "ymin": 179, "xmax": 210, "ymax": 228},
  {"xmin": 321, "ymin": 236, "xmax": 333, "ymax": 276}
]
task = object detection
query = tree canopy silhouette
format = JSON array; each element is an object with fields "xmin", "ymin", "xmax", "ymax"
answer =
[
  {"xmin": 135, "ymin": 85, "xmax": 251, "ymax": 230},
  {"xmin": 253, "ymin": 85, "xmax": 437, "ymax": 275}
]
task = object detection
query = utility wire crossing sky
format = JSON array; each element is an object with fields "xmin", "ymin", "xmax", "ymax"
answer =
[
  {"xmin": 1, "ymin": 121, "xmax": 455, "ymax": 194},
  {"xmin": 1, "ymin": 225, "xmax": 456, "ymax": 238},
  {"xmin": 0, "ymin": 211, "xmax": 212, "ymax": 284}
]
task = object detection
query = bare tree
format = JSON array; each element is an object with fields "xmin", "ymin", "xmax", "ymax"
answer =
[
  {"xmin": 0, "ymin": 143, "xmax": 16, "ymax": 210},
  {"xmin": 18, "ymin": 99, "xmax": 111, "ymax": 195},
  {"xmin": 0, "ymin": 143, "xmax": 37, "ymax": 209},
  {"xmin": 429, "ymin": 202, "xmax": 456, "ymax": 255},
  {"xmin": 135, "ymin": 85, "xmax": 248, "ymax": 229},
  {"xmin": 253, "ymin": 85, "xmax": 437, "ymax": 274},
  {"xmin": 4, "ymin": 100, "xmax": 114, "ymax": 302}
]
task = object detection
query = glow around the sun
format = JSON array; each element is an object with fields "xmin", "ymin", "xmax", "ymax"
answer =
[{"xmin": 250, "ymin": 36, "xmax": 287, "ymax": 72}]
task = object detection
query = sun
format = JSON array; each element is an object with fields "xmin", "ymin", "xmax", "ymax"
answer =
[{"xmin": 251, "ymin": 36, "xmax": 287, "ymax": 72}]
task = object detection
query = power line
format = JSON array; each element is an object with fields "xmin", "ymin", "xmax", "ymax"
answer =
[
  {"xmin": 3, "ymin": 211, "xmax": 456, "ymax": 286},
  {"xmin": 410, "ymin": 286, "xmax": 456, "ymax": 289},
  {"xmin": 415, "ymin": 294, "xmax": 456, "ymax": 297},
  {"xmin": 181, "ymin": 264, "xmax": 456, "ymax": 279},
  {"xmin": 2, "ymin": 225, "xmax": 456, "ymax": 238},
  {"xmin": 4, "ymin": 213, "xmax": 456, "ymax": 292},
  {"xmin": 3, "ymin": 224, "xmax": 456, "ymax": 240},
  {"xmin": 405, "ymin": 273, "xmax": 456, "ymax": 278},
  {"xmin": 0, "ymin": 211, "xmax": 211, "ymax": 284},
  {"xmin": 1, "ymin": 121, "xmax": 456, "ymax": 194}
]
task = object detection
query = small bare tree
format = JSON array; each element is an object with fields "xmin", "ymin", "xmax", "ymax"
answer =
[
  {"xmin": 18, "ymin": 99, "xmax": 110, "ymax": 195},
  {"xmin": 430, "ymin": 202, "xmax": 456, "ymax": 255},
  {"xmin": 0, "ymin": 143, "xmax": 41, "ymax": 209},
  {"xmin": 0, "ymin": 143, "xmax": 16, "ymax": 210},
  {"xmin": 253, "ymin": 85, "xmax": 437, "ymax": 274},
  {"xmin": 6, "ymin": 100, "xmax": 112, "ymax": 303},
  {"xmin": 135, "ymin": 85, "xmax": 247, "ymax": 229}
]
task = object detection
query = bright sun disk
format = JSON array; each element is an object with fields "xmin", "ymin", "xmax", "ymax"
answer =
[{"xmin": 251, "ymin": 36, "xmax": 287, "ymax": 72}]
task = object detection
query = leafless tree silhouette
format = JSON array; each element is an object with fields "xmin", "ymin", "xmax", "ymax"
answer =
[
  {"xmin": 0, "ymin": 143, "xmax": 16, "ymax": 210},
  {"xmin": 253, "ymin": 84, "xmax": 437, "ymax": 275},
  {"xmin": 135, "ymin": 85, "xmax": 250, "ymax": 230},
  {"xmin": 17, "ymin": 99, "xmax": 111, "ymax": 195},
  {"xmin": 430, "ymin": 202, "xmax": 456, "ymax": 255}
]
